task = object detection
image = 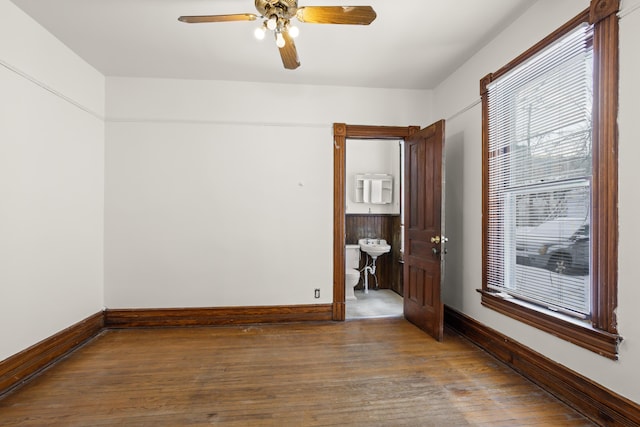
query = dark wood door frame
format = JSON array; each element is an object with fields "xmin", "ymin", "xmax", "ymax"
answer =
[{"xmin": 333, "ymin": 123, "xmax": 420, "ymax": 320}]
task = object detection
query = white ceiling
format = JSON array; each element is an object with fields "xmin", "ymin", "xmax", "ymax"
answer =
[{"xmin": 10, "ymin": 0, "xmax": 533, "ymax": 90}]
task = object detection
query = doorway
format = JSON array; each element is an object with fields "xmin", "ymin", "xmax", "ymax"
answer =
[
  {"xmin": 344, "ymin": 138, "xmax": 404, "ymax": 319},
  {"xmin": 332, "ymin": 122, "xmax": 446, "ymax": 341},
  {"xmin": 332, "ymin": 124, "xmax": 419, "ymax": 321}
]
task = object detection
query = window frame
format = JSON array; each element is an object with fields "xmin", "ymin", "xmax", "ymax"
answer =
[{"xmin": 480, "ymin": 1, "xmax": 621, "ymax": 359}]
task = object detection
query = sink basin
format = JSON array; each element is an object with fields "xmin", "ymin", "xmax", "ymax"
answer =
[{"xmin": 358, "ymin": 238, "xmax": 391, "ymax": 258}]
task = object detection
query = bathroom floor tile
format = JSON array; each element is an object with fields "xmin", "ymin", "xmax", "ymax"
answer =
[{"xmin": 346, "ymin": 289, "xmax": 403, "ymax": 319}]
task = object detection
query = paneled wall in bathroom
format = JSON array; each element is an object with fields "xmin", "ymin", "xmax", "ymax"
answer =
[{"xmin": 345, "ymin": 214, "xmax": 403, "ymax": 296}]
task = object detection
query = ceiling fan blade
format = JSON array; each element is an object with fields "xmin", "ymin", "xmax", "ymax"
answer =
[
  {"xmin": 296, "ymin": 6, "xmax": 376, "ymax": 25},
  {"xmin": 278, "ymin": 32, "xmax": 300, "ymax": 70},
  {"xmin": 178, "ymin": 14, "xmax": 257, "ymax": 24}
]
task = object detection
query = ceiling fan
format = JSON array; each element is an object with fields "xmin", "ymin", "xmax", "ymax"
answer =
[{"xmin": 178, "ymin": 1, "xmax": 377, "ymax": 70}]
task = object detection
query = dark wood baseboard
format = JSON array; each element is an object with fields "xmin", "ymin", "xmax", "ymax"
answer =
[
  {"xmin": 0, "ymin": 312, "xmax": 104, "ymax": 396},
  {"xmin": 104, "ymin": 304, "xmax": 334, "ymax": 328},
  {"xmin": 444, "ymin": 305, "xmax": 640, "ymax": 427}
]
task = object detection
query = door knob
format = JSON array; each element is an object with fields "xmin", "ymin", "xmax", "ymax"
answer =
[{"xmin": 430, "ymin": 236, "xmax": 441, "ymax": 244}]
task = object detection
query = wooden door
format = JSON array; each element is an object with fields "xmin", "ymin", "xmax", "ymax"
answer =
[{"xmin": 403, "ymin": 120, "xmax": 445, "ymax": 341}]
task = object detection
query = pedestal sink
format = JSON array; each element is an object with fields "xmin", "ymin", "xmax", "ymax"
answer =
[
  {"xmin": 358, "ymin": 238, "xmax": 391, "ymax": 258},
  {"xmin": 358, "ymin": 238, "xmax": 391, "ymax": 293}
]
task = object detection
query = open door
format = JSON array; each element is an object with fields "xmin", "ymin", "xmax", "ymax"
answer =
[{"xmin": 403, "ymin": 120, "xmax": 445, "ymax": 341}]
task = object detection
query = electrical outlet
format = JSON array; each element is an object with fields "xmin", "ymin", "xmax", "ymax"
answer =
[{"xmin": 314, "ymin": 289, "xmax": 320, "ymax": 298}]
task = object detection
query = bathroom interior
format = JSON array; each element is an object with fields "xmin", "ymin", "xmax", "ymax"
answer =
[{"xmin": 345, "ymin": 138, "xmax": 404, "ymax": 319}]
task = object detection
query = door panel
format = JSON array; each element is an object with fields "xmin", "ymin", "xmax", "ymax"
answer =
[{"xmin": 403, "ymin": 120, "xmax": 445, "ymax": 341}]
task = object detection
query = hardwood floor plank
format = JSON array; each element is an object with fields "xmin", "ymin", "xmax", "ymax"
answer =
[{"xmin": 0, "ymin": 318, "xmax": 594, "ymax": 426}]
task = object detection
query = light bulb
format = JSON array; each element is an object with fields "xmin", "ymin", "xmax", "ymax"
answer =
[
  {"xmin": 288, "ymin": 25, "xmax": 299, "ymax": 38},
  {"xmin": 254, "ymin": 26, "xmax": 266, "ymax": 40},
  {"xmin": 266, "ymin": 15, "xmax": 277, "ymax": 31},
  {"xmin": 276, "ymin": 32, "xmax": 286, "ymax": 48}
]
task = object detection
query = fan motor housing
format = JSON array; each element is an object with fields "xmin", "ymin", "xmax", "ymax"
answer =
[{"xmin": 255, "ymin": 0, "xmax": 298, "ymax": 19}]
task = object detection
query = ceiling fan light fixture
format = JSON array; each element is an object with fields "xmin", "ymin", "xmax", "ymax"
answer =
[
  {"xmin": 287, "ymin": 24, "xmax": 299, "ymax": 38},
  {"xmin": 266, "ymin": 15, "xmax": 278, "ymax": 31},
  {"xmin": 254, "ymin": 25, "xmax": 267, "ymax": 40},
  {"xmin": 275, "ymin": 32, "xmax": 286, "ymax": 48}
]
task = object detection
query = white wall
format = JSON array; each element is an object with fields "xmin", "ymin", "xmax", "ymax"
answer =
[
  {"xmin": 346, "ymin": 139, "xmax": 401, "ymax": 215},
  {"xmin": 436, "ymin": 0, "xmax": 640, "ymax": 403},
  {"xmin": 0, "ymin": 0, "xmax": 105, "ymax": 361},
  {"xmin": 105, "ymin": 77, "xmax": 432, "ymax": 308}
]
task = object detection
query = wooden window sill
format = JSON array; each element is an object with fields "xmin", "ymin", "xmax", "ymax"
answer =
[{"xmin": 478, "ymin": 290, "xmax": 621, "ymax": 360}]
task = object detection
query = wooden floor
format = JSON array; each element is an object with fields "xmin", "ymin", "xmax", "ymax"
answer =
[{"xmin": 0, "ymin": 318, "xmax": 594, "ymax": 426}]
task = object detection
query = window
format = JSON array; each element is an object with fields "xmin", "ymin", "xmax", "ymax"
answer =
[{"xmin": 480, "ymin": 1, "xmax": 621, "ymax": 359}]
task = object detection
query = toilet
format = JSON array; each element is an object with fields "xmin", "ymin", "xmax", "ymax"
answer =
[{"xmin": 345, "ymin": 244, "xmax": 361, "ymax": 301}]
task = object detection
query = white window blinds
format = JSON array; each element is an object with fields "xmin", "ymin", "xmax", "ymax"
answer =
[{"xmin": 486, "ymin": 23, "xmax": 594, "ymax": 317}]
